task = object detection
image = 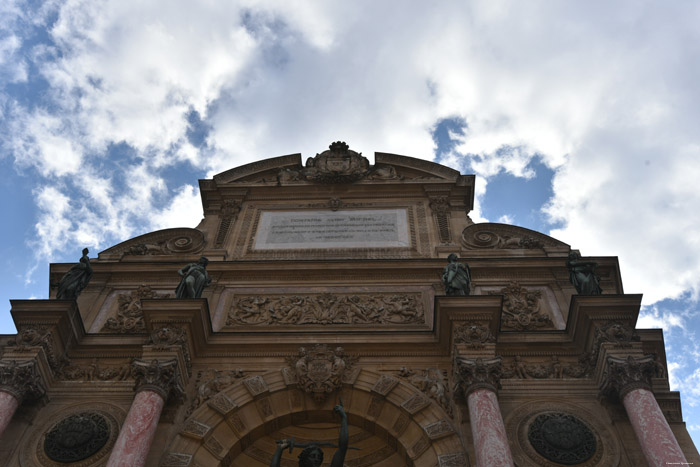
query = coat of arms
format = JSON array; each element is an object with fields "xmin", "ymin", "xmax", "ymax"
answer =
[{"xmin": 287, "ymin": 344, "xmax": 357, "ymax": 402}]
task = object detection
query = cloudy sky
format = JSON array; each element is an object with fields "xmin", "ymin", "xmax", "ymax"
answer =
[{"xmin": 2, "ymin": 0, "xmax": 700, "ymax": 448}]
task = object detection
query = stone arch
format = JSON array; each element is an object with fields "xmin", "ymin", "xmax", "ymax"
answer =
[{"xmin": 162, "ymin": 368, "xmax": 468, "ymax": 466}]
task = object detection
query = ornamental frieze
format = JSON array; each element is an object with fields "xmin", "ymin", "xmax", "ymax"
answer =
[
  {"xmin": 488, "ymin": 282, "xmax": 553, "ymax": 331},
  {"xmin": 101, "ymin": 286, "xmax": 170, "ymax": 334},
  {"xmin": 225, "ymin": 292, "xmax": 424, "ymax": 326},
  {"xmin": 56, "ymin": 358, "xmax": 133, "ymax": 382},
  {"xmin": 286, "ymin": 345, "xmax": 357, "ymax": 402},
  {"xmin": 501, "ymin": 355, "xmax": 587, "ymax": 380}
]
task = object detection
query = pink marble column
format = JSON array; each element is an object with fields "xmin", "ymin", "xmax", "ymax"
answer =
[
  {"xmin": 106, "ymin": 390, "xmax": 165, "ymax": 467},
  {"xmin": 106, "ymin": 358, "xmax": 183, "ymax": 467},
  {"xmin": 603, "ymin": 355, "xmax": 688, "ymax": 467},
  {"xmin": 0, "ymin": 391, "xmax": 20, "ymax": 438},
  {"xmin": 468, "ymin": 388, "xmax": 515, "ymax": 467},
  {"xmin": 455, "ymin": 356, "xmax": 515, "ymax": 467},
  {"xmin": 622, "ymin": 388, "xmax": 687, "ymax": 467}
]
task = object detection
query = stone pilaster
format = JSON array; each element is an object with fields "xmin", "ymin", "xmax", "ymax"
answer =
[{"xmin": 601, "ymin": 355, "xmax": 687, "ymax": 466}]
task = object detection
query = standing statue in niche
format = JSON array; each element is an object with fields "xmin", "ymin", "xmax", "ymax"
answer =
[
  {"xmin": 56, "ymin": 248, "xmax": 93, "ymax": 300},
  {"xmin": 442, "ymin": 253, "xmax": 471, "ymax": 296},
  {"xmin": 566, "ymin": 251, "xmax": 602, "ymax": 295},
  {"xmin": 175, "ymin": 256, "xmax": 211, "ymax": 298},
  {"xmin": 270, "ymin": 400, "xmax": 349, "ymax": 467}
]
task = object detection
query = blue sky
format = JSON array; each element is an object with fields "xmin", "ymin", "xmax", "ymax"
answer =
[{"xmin": 2, "ymin": 0, "xmax": 700, "ymax": 448}]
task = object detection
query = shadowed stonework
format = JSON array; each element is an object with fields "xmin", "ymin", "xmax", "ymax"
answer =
[{"xmin": 0, "ymin": 144, "xmax": 697, "ymax": 466}]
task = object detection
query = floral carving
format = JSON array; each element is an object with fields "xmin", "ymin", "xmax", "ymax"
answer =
[
  {"xmin": 453, "ymin": 323, "xmax": 496, "ymax": 349},
  {"xmin": 454, "ymin": 356, "xmax": 503, "ymax": 396},
  {"xmin": 226, "ymin": 293, "xmax": 424, "ymax": 326},
  {"xmin": 131, "ymin": 358, "xmax": 184, "ymax": 402},
  {"xmin": 149, "ymin": 326, "xmax": 191, "ymax": 376},
  {"xmin": 101, "ymin": 286, "xmax": 170, "ymax": 334},
  {"xmin": 287, "ymin": 345, "xmax": 357, "ymax": 402},
  {"xmin": 601, "ymin": 355, "xmax": 656, "ymax": 398},
  {"xmin": 56, "ymin": 358, "xmax": 133, "ymax": 381},
  {"xmin": 7, "ymin": 326, "xmax": 62, "ymax": 370},
  {"xmin": 489, "ymin": 282, "xmax": 553, "ymax": 331},
  {"xmin": 0, "ymin": 360, "xmax": 45, "ymax": 401},
  {"xmin": 501, "ymin": 356, "xmax": 587, "ymax": 380},
  {"xmin": 398, "ymin": 367, "xmax": 453, "ymax": 417}
]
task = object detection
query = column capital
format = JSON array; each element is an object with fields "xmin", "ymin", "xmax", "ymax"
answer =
[
  {"xmin": 454, "ymin": 356, "xmax": 503, "ymax": 396},
  {"xmin": 0, "ymin": 359, "xmax": 46, "ymax": 402},
  {"xmin": 600, "ymin": 354, "xmax": 655, "ymax": 399},
  {"xmin": 132, "ymin": 358, "xmax": 184, "ymax": 402}
]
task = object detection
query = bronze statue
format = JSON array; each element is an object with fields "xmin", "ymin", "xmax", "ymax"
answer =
[
  {"xmin": 270, "ymin": 400, "xmax": 349, "ymax": 467},
  {"xmin": 442, "ymin": 253, "xmax": 471, "ymax": 296},
  {"xmin": 175, "ymin": 256, "xmax": 211, "ymax": 298},
  {"xmin": 566, "ymin": 251, "xmax": 602, "ymax": 295},
  {"xmin": 56, "ymin": 248, "xmax": 93, "ymax": 300}
]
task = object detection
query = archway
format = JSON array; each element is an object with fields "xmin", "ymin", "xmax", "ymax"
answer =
[{"xmin": 161, "ymin": 368, "xmax": 468, "ymax": 466}]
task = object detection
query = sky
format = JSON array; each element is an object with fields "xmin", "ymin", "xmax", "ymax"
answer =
[{"xmin": 1, "ymin": 0, "xmax": 700, "ymax": 449}]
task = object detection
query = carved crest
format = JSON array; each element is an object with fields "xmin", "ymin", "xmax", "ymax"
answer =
[
  {"xmin": 287, "ymin": 344, "xmax": 357, "ymax": 402},
  {"xmin": 489, "ymin": 282, "xmax": 553, "ymax": 331},
  {"xmin": 305, "ymin": 141, "xmax": 370, "ymax": 183},
  {"xmin": 101, "ymin": 286, "xmax": 169, "ymax": 334}
]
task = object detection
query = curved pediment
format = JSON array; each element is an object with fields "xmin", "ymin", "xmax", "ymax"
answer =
[
  {"xmin": 461, "ymin": 223, "xmax": 569, "ymax": 255},
  {"xmin": 98, "ymin": 228, "xmax": 206, "ymax": 260},
  {"xmin": 209, "ymin": 142, "xmax": 467, "ymax": 186}
]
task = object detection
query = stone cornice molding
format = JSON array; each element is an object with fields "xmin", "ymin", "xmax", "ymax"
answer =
[
  {"xmin": 0, "ymin": 359, "xmax": 46, "ymax": 401},
  {"xmin": 600, "ymin": 354, "xmax": 656, "ymax": 399},
  {"xmin": 454, "ymin": 356, "xmax": 503, "ymax": 396},
  {"xmin": 132, "ymin": 358, "xmax": 184, "ymax": 402}
]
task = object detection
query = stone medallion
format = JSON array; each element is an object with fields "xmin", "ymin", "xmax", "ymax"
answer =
[
  {"xmin": 20, "ymin": 403, "xmax": 123, "ymax": 467},
  {"xmin": 527, "ymin": 413, "xmax": 596, "ymax": 465},
  {"xmin": 504, "ymin": 400, "xmax": 620, "ymax": 467},
  {"xmin": 44, "ymin": 412, "xmax": 110, "ymax": 462}
]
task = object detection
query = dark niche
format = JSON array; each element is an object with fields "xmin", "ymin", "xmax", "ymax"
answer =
[
  {"xmin": 528, "ymin": 412, "xmax": 597, "ymax": 465},
  {"xmin": 44, "ymin": 412, "xmax": 110, "ymax": 463}
]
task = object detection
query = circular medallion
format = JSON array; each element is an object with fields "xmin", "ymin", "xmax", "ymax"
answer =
[
  {"xmin": 44, "ymin": 412, "xmax": 110, "ymax": 463},
  {"xmin": 528, "ymin": 413, "xmax": 596, "ymax": 465}
]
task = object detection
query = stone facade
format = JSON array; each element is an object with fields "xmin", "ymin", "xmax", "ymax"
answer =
[{"xmin": 0, "ymin": 143, "xmax": 698, "ymax": 466}]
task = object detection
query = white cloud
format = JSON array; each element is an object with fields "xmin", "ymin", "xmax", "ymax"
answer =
[
  {"xmin": 151, "ymin": 184, "xmax": 203, "ymax": 231},
  {"xmin": 0, "ymin": 0, "xmax": 699, "ymax": 314}
]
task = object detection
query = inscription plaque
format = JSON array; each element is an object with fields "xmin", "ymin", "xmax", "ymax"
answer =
[{"xmin": 254, "ymin": 209, "xmax": 409, "ymax": 249}]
